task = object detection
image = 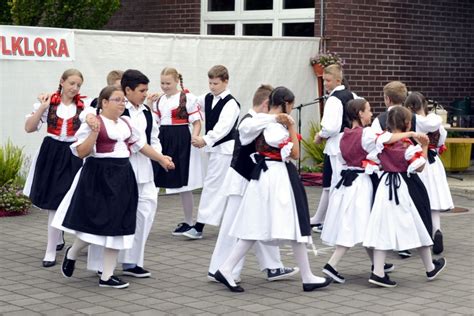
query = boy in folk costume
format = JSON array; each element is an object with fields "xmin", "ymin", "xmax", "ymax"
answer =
[
  {"xmin": 208, "ymin": 84, "xmax": 298, "ymax": 283},
  {"xmin": 184, "ymin": 65, "xmax": 240, "ymax": 239},
  {"xmin": 87, "ymin": 70, "xmax": 168, "ymax": 278}
]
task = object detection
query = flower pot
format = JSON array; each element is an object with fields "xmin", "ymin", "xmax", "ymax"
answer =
[
  {"xmin": 0, "ymin": 209, "xmax": 28, "ymax": 217},
  {"xmin": 440, "ymin": 143, "xmax": 472, "ymax": 171},
  {"xmin": 312, "ymin": 63, "xmax": 324, "ymax": 77},
  {"xmin": 300, "ymin": 172, "xmax": 323, "ymax": 186}
]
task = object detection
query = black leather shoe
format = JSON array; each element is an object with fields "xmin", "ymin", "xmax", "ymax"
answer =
[
  {"xmin": 56, "ymin": 231, "xmax": 65, "ymax": 251},
  {"xmin": 214, "ymin": 270, "xmax": 245, "ymax": 292},
  {"xmin": 61, "ymin": 246, "xmax": 76, "ymax": 278},
  {"xmin": 432, "ymin": 230, "xmax": 444, "ymax": 255},
  {"xmin": 302, "ymin": 277, "xmax": 332, "ymax": 292},
  {"xmin": 42, "ymin": 260, "xmax": 56, "ymax": 268}
]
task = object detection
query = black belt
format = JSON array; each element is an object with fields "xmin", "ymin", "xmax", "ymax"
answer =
[
  {"xmin": 335, "ymin": 169, "xmax": 364, "ymax": 189},
  {"xmin": 250, "ymin": 154, "xmax": 281, "ymax": 180},
  {"xmin": 383, "ymin": 172, "xmax": 401, "ymax": 205}
]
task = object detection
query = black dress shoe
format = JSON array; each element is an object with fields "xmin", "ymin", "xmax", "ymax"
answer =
[
  {"xmin": 42, "ymin": 260, "xmax": 56, "ymax": 268},
  {"xmin": 214, "ymin": 270, "xmax": 245, "ymax": 292},
  {"xmin": 61, "ymin": 246, "xmax": 76, "ymax": 278},
  {"xmin": 302, "ymin": 277, "xmax": 332, "ymax": 292},
  {"xmin": 56, "ymin": 231, "xmax": 65, "ymax": 251},
  {"xmin": 432, "ymin": 230, "xmax": 444, "ymax": 255}
]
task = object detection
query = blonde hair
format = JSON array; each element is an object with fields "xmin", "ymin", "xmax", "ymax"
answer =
[
  {"xmin": 323, "ymin": 64, "xmax": 343, "ymax": 81},
  {"xmin": 106, "ymin": 70, "xmax": 124, "ymax": 85},
  {"xmin": 384, "ymin": 81, "xmax": 408, "ymax": 105},
  {"xmin": 161, "ymin": 67, "xmax": 185, "ymax": 91},
  {"xmin": 58, "ymin": 68, "xmax": 83, "ymax": 93},
  {"xmin": 208, "ymin": 65, "xmax": 229, "ymax": 81}
]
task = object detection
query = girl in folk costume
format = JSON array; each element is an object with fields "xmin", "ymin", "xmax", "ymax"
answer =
[
  {"xmin": 404, "ymin": 92, "xmax": 453, "ymax": 254},
  {"xmin": 321, "ymin": 99, "xmax": 419, "ymax": 283},
  {"xmin": 150, "ymin": 67, "xmax": 203, "ymax": 235},
  {"xmin": 52, "ymin": 85, "xmax": 174, "ymax": 289},
  {"xmin": 24, "ymin": 69, "xmax": 86, "ymax": 268},
  {"xmin": 215, "ymin": 87, "xmax": 332, "ymax": 293},
  {"xmin": 363, "ymin": 106, "xmax": 446, "ymax": 288}
]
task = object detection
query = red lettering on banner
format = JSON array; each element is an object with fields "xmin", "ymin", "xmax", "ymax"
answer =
[
  {"xmin": 57, "ymin": 39, "xmax": 69, "ymax": 57},
  {"xmin": 34, "ymin": 38, "xmax": 46, "ymax": 56},
  {"xmin": 1, "ymin": 36, "xmax": 12, "ymax": 55},
  {"xmin": 11, "ymin": 37, "xmax": 24, "ymax": 56},
  {"xmin": 24, "ymin": 38, "xmax": 34, "ymax": 56},
  {"xmin": 46, "ymin": 38, "xmax": 58, "ymax": 57}
]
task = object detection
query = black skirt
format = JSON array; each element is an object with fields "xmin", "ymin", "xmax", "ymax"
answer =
[
  {"xmin": 322, "ymin": 154, "xmax": 332, "ymax": 188},
  {"xmin": 29, "ymin": 137, "xmax": 83, "ymax": 210},
  {"xmin": 286, "ymin": 162, "xmax": 312, "ymax": 237},
  {"xmin": 153, "ymin": 125, "xmax": 191, "ymax": 188},
  {"xmin": 62, "ymin": 157, "xmax": 138, "ymax": 236}
]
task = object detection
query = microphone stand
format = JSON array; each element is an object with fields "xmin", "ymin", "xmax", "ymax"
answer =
[{"xmin": 294, "ymin": 98, "xmax": 324, "ymax": 184}]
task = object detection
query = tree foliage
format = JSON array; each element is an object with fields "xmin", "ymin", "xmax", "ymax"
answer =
[{"xmin": 6, "ymin": 0, "xmax": 120, "ymax": 29}]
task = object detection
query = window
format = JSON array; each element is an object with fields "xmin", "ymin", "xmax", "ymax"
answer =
[
  {"xmin": 243, "ymin": 23, "xmax": 272, "ymax": 36},
  {"xmin": 283, "ymin": 22, "xmax": 314, "ymax": 37},
  {"xmin": 244, "ymin": 0, "xmax": 273, "ymax": 11},
  {"xmin": 202, "ymin": 0, "xmax": 315, "ymax": 37},
  {"xmin": 283, "ymin": 0, "xmax": 315, "ymax": 9},
  {"xmin": 208, "ymin": 0, "xmax": 235, "ymax": 11},
  {"xmin": 207, "ymin": 24, "xmax": 236, "ymax": 35}
]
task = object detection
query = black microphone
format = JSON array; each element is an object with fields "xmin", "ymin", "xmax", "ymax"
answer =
[{"xmin": 314, "ymin": 95, "xmax": 328, "ymax": 101}]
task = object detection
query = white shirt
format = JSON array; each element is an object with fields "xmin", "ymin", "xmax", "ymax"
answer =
[
  {"xmin": 125, "ymin": 102, "xmax": 162, "ymax": 184},
  {"xmin": 153, "ymin": 92, "xmax": 202, "ymax": 126},
  {"xmin": 239, "ymin": 111, "xmax": 277, "ymax": 146},
  {"xmin": 197, "ymin": 89, "xmax": 240, "ymax": 155}
]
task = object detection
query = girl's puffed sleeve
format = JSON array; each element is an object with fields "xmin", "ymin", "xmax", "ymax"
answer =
[
  {"xmin": 25, "ymin": 102, "xmax": 48, "ymax": 131},
  {"xmin": 264, "ymin": 123, "xmax": 293, "ymax": 162},
  {"xmin": 185, "ymin": 93, "xmax": 202, "ymax": 123},
  {"xmin": 122, "ymin": 116, "xmax": 146, "ymax": 154},
  {"xmin": 405, "ymin": 144, "xmax": 426, "ymax": 174},
  {"xmin": 70, "ymin": 122, "xmax": 93, "ymax": 157}
]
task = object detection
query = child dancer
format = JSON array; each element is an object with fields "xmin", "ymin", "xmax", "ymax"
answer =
[
  {"xmin": 321, "ymin": 99, "xmax": 417, "ymax": 283},
  {"xmin": 52, "ymin": 85, "xmax": 174, "ymax": 288},
  {"xmin": 185, "ymin": 65, "xmax": 240, "ymax": 239},
  {"xmin": 24, "ymin": 69, "xmax": 85, "ymax": 268},
  {"xmin": 208, "ymin": 84, "xmax": 298, "ymax": 283},
  {"xmin": 363, "ymin": 106, "xmax": 446, "ymax": 288},
  {"xmin": 215, "ymin": 87, "xmax": 331, "ymax": 293},
  {"xmin": 151, "ymin": 67, "xmax": 203, "ymax": 235},
  {"xmin": 404, "ymin": 92, "xmax": 453, "ymax": 254}
]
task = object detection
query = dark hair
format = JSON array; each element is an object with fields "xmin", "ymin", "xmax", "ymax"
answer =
[
  {"xmin": 208, "ymin": 65, "xmax": 229, "ymax": 81},
  {"xmin": 346, "ymin": 98, "xmax": 368, "ymax": 127},
  {"xmin": 387, "ymin": 106, "xmax": 412, "ymax": 132},
  {"xmin": 252, "ymin": 84, "xmax": 273, "ymax": 106},
  {"xmin": 121, "ymin": 69, "xmax": 150, "ymax": 92},
  {"xmin": 268, "ymin": 86, "xmax": 295, "ymax": 114},
  {"xmin": 404, "ymin": 91, "xmax": 428, "ymax": 115},
  {"xmin": 96, "ymin": 85, "xmax": 123, "ymax": 115}
]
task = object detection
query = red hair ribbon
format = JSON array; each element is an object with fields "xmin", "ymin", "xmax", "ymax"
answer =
[{"xmin": 50, "ymin": 91, "xmax": 85, "ymax": 109}]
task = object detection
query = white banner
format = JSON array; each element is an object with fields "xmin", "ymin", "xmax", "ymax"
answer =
[{"xmin": 0, "ymin": 25, "xmax": 74, "ymax": 61}]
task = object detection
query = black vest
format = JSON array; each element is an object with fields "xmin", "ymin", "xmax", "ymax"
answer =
[
  {"xmin": 204, "ymin": 93, "xmax": 240, "ymax": 147},
  {"xmin": 122, "ymin": 105, "xmax": 152, "ymax": 145},
  {"xmin": 230, "ymin": 113, "xmax": 256, "ymax": 181},
  {"xmin": 378, "ymin": 109, "xmax": 416, "ymax": 133},
  {"xmin": 331, "ymin": 89, "xmax": 354, "ymax": 132}
]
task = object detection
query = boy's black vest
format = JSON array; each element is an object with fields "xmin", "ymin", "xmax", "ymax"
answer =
[
  {"xmin": 204, "ymin": 93, "xmax": 240, "ymax": 147},
  {"xmin": 377, "ymin": 109, "xmax": 416, "ymax": 133},
  {"xmin": 331, "ymin": 89, "xmax": 354, "ymax": 132},
  {"xmin": 122, "ymin": 105, "xmax": 152, "ymax": 145},
  {"xmin": 230, "ymin": 113, "xmax": 255, "ymax": 181}
]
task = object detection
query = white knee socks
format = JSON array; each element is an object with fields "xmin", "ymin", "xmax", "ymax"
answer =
[
  {"xmin": 328, "ymin": 245, "xmax": 349, "ymax": 268},
  {"xmin": 418, "ymin": 246, "xmax": 435, "ymax": 272},
  {"xmin": 180, "ymin": 191, "xmax": 194, "ymax": 225},
  {"xmin": 219, "ymin": 239, "xmax": 254, "ymax": 286},
  {"xmin": 373, "ymin": 249, "xmax": 387, "ymax": 277},
  {"xmin": 310, "ymin": 188, "xmax": 329, "ymax": 225},
  {"xmin": 292, "ymin": 242, "xmax": 326, "ymax": 284},
  {"xmin": 68, "ymin": 238, "xmax": 89, "ymax": 260},
  {"xmin": 43, "ymin": 210, "xmax": 62, "ymax": 261},
  {"xmin": 101, "ymin": 248, "xmax": 119, "ymax": 281},
  {"xmin": 431, "ymin": 210, "xmax": 441, "ymax": 234}
]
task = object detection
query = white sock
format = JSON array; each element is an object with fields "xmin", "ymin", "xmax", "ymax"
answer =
[
  {"xmin": 418, "ymin": 246, "xmax": 435, "ymax": 272},
  {"xmin": 365, "ymin": 248, "xmax": 374, "ymax": 264},
  {"xmin": 292, "ymin": 242, "xmax": 326, "ymax": 284},
  {"xmin": 43, "ymin": 210, "xmax": 61, "ymax": 261},
  {"xmin": 373, "ymin": 249, "xmax": 386, "ymax": 277},
  {"xmin": 219, "ymin": 239, "xmax": 254, "ymax": 287},
  {"xmin": 431, "ymin": 210, "xmax": 441, "ymax": 234},
  {"xmin": 101, "ymin": 248, "xmax": 119, "ymax": 281},
  {"xmin": 310, "ymin": 188, "xmax": 329, "ymax": 225},
  {"xmin": 180, "ymin": 191, "xmax": 194, "ymax": 225},
  {"xmin": 327, "ymin": 245, "xmax": 349, "ymax": 269},
  {"xmin": 68, "ymin": 238, "xmax": 89, "ymax": 260}
]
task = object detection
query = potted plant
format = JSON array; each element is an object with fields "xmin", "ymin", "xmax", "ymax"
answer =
[
  {"xmin": 0, "ymin": 180, "xmax": 31, "ymax": 217},
  {"xmin": 310, "ymin": 51, "xmax": 345, "ymax": 77},
  {"xmin": 300, "ymin": 122, "xmax": 326, "ymax": 186}
]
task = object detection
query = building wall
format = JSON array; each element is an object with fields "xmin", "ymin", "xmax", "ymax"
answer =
[
  {"xmin": 105, "ymin": 0, "xmax": 201, "ymax": 34},
  {"xmin": 315, "ymin": 0, "xmax": 474, "ymax": 113}
]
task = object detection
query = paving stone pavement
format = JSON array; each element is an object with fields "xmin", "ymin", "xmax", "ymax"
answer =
[{"xmin": 0, "ymin": 186, "xmax": 472, "ymax": 315}]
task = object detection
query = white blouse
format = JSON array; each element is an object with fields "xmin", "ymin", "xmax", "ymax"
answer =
[{"xmin": 153, "ymin": 92, "xmax": 201, "ymax": 126}]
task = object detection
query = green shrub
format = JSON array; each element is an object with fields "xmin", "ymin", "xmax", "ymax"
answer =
[
  {"xmin": 301, "ymin": 121, "xmax": 325, "ymax": 171},
  {"xmin": 0, "ymin": 140, "xmax": 25, "ymax": 187}
]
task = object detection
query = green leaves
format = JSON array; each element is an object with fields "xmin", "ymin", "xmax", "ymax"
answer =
[
  {"xmin": 0, "ymin": 139, "xmax": 24, "ymax": 187},
  {"xmin": 301, "ymin": 121, "xmax": 325, "ymax": 170}
]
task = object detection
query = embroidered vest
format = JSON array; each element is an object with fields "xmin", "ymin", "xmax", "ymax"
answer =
[
  {"xmin": 340, "ymin": 127, "xmax": 368, "ymax": 167},
  {"xmin": 46, "ymin": 103, "xmax": 83, "ymax": 136},
  {"xmin": 96, "ymin": 116, "xmax": 132, "ymax": 154},
  {"xmin": 155, "ymin": 92, "xmax": 189, "ymax": 125}
]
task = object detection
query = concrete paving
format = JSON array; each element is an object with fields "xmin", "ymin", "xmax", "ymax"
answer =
[{"xmin": 0, "ymin": 182, "xmax": 473, "ymax": 315}]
